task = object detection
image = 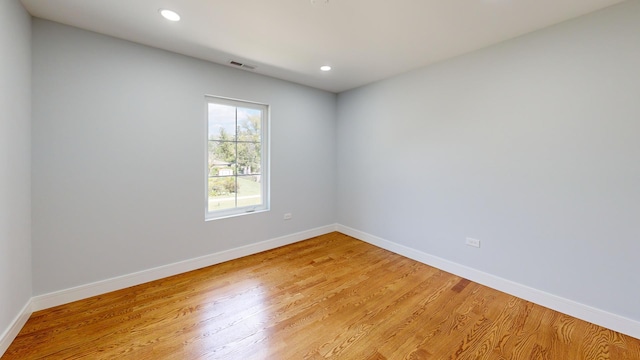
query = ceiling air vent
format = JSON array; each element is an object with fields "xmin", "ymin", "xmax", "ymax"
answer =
[{"xmin": 228, "ymin": 60, "xmax": 257, "ymax": 71}]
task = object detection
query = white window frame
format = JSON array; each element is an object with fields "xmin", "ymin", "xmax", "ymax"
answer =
[{"xmin": 205, "ymin": 95, "xmax": 270, "ymax": 220}]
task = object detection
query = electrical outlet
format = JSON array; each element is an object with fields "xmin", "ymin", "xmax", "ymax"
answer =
[
  {"xmin": 284, "ymin": 213, "xmax": 293, "ymax": 220},
  {"xmin": 465, "ymin": 237, "xmax": 480, "ymax": 248}
]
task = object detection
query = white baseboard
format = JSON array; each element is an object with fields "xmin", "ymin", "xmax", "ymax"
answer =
[
  {"xmin": 31, "ymin": 224, "xmax": 337, "ymax": 312},
  {"xmin": 335, "ymin": 224, "xmax": 640, "ymax": 340},
  {"xmin": 10, "ymin": 222, "xmax": 638, "ymax": 355},
  {"xmin": 0, "ymin": 299, "xmax": 32, "ymax": 357}
]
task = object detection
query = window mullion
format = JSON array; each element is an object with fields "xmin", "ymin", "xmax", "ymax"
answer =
[{"xmin": 235, "ymin": 107, "xmax": 239, "ymax": 209}]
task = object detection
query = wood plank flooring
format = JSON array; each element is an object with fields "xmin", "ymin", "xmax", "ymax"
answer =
[{"xmin": 3, "ymin": 232, "xmax": 640, "ymax": 359}]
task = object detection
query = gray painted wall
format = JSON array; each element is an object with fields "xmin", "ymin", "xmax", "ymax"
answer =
[
  {"xmin": 336, "ymin": 0, "xmax": 640, "ymax": 321},
  {"xmin": 0, "ymin": 0, "xmax": 32, "ymax": 335},
  {"xmin": 13, "ymin": 0, "xmax": 640, "ymax": 338},
  {"xmin": 32, "ymin": 20, "xmax": 336, "ymax": 295}
]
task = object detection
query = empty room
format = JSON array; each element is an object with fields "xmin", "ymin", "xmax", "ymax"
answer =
[{"xmin": 1, "ymin": 0, "xmax": 639, "ymax": 358}]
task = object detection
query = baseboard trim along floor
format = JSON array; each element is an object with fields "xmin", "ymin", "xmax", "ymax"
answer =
[
  {"xmin": 335, "ymin": 224, "xmax": 640, "ymax": 340},
  {"xmin": 0, "ymin": 300, "xmax": 32, "ymax": 357},
  {"xmin": 3, "ymin": 222, "xmax": 638, "ymax": 357},
  {"xmin": 30, "ymin": 224, "xmax": 338, "ymax": 312}
]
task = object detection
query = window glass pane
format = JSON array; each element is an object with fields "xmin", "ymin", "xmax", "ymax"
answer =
[
  {"xmin": 237, "ymin": 107, "xmax": 261, "ymax": 142},
  {"xmin": 208, "ymin": 103, "xmax": 237, "ymax": 140},
  {"xmin": 208, "ymin": 140, "xmax": 237, "ymax": 176},
  {"xmin": 236, "ymin": 141, "xmax": 261, "ymax": 175},
  {"xmin": 237, "ymin": 175, "xmax": 262, "ymax": 208},
  {"xmin": 208, "ymin": 177, "xmax": 238, "ymax": 211}
]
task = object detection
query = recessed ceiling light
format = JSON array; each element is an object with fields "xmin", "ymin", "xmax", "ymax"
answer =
[
  {"xmin": 159, "ymin": 9, "xmax": 180, "ymax": 22},
  {"xmin": 320, "ymin": 65, "xmax": 332, "ymax": 71}
]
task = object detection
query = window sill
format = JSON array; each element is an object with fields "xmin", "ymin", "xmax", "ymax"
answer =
[{"xmin": 205, "ymin": 208, "xmax": 269, "ymax": 221}]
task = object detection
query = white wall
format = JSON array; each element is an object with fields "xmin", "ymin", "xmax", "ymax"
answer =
[
  {"xmin": 21, "ymin": 0, "xmax": 640, "ymax": 338},
  {"xmin": 0, "ymin": 0, "xmax": 32, "ymax": 341},
  {"xmin": 337, "ymin": 0, "xmax": 640, "ymax": 322},
  {"xmin": 32, "ymin": 20, "xmax": 336, "ymax": 295}
]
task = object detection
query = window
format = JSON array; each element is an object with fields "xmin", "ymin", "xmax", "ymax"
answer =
[{"xmin": 206, "ymin": 96, "xmax": 269, "ymax": 219}]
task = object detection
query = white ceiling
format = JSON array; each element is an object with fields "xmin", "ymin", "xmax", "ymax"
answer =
[{"xmin": 21, "ymin": 0, "xmax": 625, "ymax": 93}]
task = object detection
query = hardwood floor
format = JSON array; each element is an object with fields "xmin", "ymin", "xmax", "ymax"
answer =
[{"xmin": 4, "ymin": 232, "xmax": 639, "ymax": 359}]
